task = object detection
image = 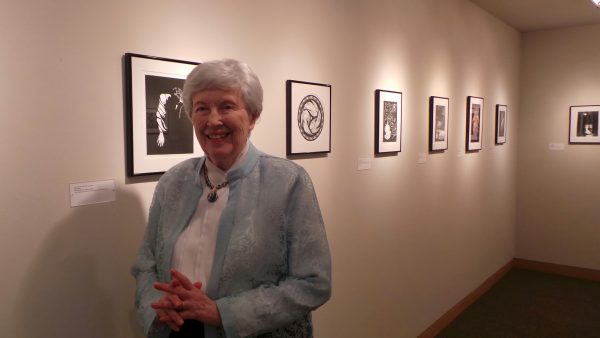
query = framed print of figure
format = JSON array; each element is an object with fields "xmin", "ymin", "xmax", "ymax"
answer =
[
  {"xmin": 125, "ymin": 53, "xmax": 202, "ymax": 176},
  {"xmin": 495, "ymin": 104, "xmax": 507, "ymax": 144},
  {"xmin": 569, "ymin": 105, "xmax": 600, "ymax": 144},
  {"xmin": 429, "ymin": 96, "xmax": 449, "ymax": 151},
  {"xmin": 466, "ymin": 96, "xmax": 484, "ymax": 151}
]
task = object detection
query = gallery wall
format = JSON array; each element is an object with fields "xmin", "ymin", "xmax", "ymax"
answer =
[
  {"xmin": 517, "ymin": 24, "xmax": 600, "ymax": 271},
  {"xmin": 0, "ymin": 0, "xmax": 519, "ymax": 337}
]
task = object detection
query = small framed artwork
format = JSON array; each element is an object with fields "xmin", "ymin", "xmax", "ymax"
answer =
[
  {"xmin": 375, "ymin": 89, "xmax": 402, "ymax": 154},
  {"xmin": 286, "ymin": 80, "xmax": 332, "ymax": 155},
  {"xmin": 429, "ymin": 96, "xmax": 449, "ymax": 151},
  {"xmin": 124, "ymin": 53, "xmax": 202, "ymax": 176},
  {"xmin": 466, "ymin": 96, "xmax": 484, "ymax": 151},
  {"xmin": 569, "ymin": 105, "xmax": 600, "ymax": 144},
  {"xmin": 495, "ymin": 104, "xmax": 508, "ymax": 144}
]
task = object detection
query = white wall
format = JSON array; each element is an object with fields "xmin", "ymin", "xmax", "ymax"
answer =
[
  {"xmin": 0, "ymin": 0, "xmax": 519, "ymax": 337},
  {"xmin": 518, "ymin": 24, "xmax": 600, "ymax": 271}
]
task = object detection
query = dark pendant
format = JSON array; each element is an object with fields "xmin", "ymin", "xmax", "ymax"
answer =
[{"xmin": 207, "ymin": 190, "xmax": 218, "ymax": 203}]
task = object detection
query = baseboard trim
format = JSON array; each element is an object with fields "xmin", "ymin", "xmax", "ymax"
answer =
[
  {"xmin": 417, "ymin": 259, "xmax": 513, "ymax": 338},
  {"xmin": 513, "ymin": 258, "xmax": 600, "ymax": 282},
  {"xmin": 418, "ymin": 258, "xmax": 600, "ymax": 337}
]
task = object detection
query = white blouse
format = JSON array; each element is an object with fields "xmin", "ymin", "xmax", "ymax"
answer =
[{"xmin": 171, "ymin": 144, "xmax": 248, "ymax": 291}]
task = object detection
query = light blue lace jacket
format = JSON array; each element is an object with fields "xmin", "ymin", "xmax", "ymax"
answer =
[{"xmin": 131, "ymin": 143, "xmax": 332, "ymax": 338}]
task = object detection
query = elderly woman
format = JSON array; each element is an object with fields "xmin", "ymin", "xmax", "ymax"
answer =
[{"xmin": 132, "ymin": 59, "xmax": 332, "ymax": 338}]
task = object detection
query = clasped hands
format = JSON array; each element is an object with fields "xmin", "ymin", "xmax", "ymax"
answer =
[{"xmin": 151, "ymin": 269, "xmax": 222, "ymax": 332}]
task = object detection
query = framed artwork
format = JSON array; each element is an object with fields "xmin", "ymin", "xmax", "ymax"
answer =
[
  {"xmin": 286, "ymin": 80, "xmax": 332, "ymax": 155},
  {"xmin": 466, "ymin": 96, "xmax": 484, "ymax": 151},
  {"xmin": 495, "ymin": 104, "xmax": 508, "ymax": 144},
  {"xmin": 374, "ymin": 89, "xmax": 402, "ymax": 154},
  {"xmin": 429, "ymin": 96, "xmax": 449, "ymax": 151},
  {"xmin": 569, "ymin": 105, "xmax": 600, "ymax": 144},
  {"xmin": 124, "ymin": 53, "xmax": 202, "ymax": 176}
]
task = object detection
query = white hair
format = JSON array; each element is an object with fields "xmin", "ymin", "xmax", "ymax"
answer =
[{"xmin": 182, "ymin": 59, "xmax": 263, "ymax": 120}]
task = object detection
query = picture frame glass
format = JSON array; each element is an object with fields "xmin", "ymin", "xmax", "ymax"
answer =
[
  {"xmin": 376, "ymin": 90, "xmax": 402, "ymax": 154},
  {"xmin": 466, "ymin": 96, "xmax": 484, "ymax": 151},
  {"xmin": 496, "ymin": 104, "xmax": 507, "ymax": 144},
  {"xmin": 126, "ymin": 54, "xmax": 202, "ymax": 176},
  {"xmin": 286, "ymin": 80, "xmax": 331, "ymax": 155},
  {"xmin": 569, "ymin": 105, "xmax": 600, "ymax": 144},
  {"xmin": 430, "ymin": 96, "xmax": 449, "ymax": 151}
]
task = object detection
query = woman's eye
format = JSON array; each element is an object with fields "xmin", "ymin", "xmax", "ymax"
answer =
[
  {"xmin": 221, "ymin": 104, "xmax": 236, "ymax": 112},
  {"xmin": 195, "ymin": 106, "xmax": 209, "ymax": 114}
]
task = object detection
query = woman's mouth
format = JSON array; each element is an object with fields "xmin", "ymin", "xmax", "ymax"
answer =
[
  {"xmin": 207, "ymin": 133, "xmax": 229, "ymax": 139},
  {"xmin": 205, "ymin": 130, "xmax": 231, "ymax": 140}
]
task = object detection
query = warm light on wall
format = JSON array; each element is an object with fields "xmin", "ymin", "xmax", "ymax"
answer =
[{"xmin": 593, "ymin": 0, "xmax": 600, "ymax": 7}]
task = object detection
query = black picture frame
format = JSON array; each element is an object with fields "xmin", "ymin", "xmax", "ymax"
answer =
[
  {"xmin": 466, "ymin": 96, "xmax": 484, "ymax": 151},
  {"xmin": 429, "ymin": 96, "xmax": 449, "ymax": 152},
  {"xmin": 124, "ymin": 53, "xmax": 201, "ymax": 176},
  {"xmin": 495, "ymin": 104, "xmax": 508, "ymax": 144},
  {"xmin": 569, "ymin": 105, "xmax": 600, "ymax": 144},
  {"xmin": 375, "ymin": 89, "xmax": 403, "ymax": 154},
  {"xmin": 286, "ymin": 80, "xmax": 332, "ymax": 155}
]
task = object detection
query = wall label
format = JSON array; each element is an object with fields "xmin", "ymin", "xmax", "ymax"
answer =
[
  {"xmin": 548, "ymin": 143, "xmax": 565, "ymax": 151},
  {"xmin": 357, "ymin": 158, "xmax": 372, "ymax": 171},
  {"xmin": 70, "ymin": 180, "xmax": 116, "ymax": 207}
]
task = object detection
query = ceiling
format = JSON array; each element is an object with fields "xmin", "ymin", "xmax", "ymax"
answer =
[{"xmin": 469, "ymin": 0, "xmax": 600, "ymax": 32}]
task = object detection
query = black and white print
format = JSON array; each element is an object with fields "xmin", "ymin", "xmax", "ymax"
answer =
[
  {"xmin": 435, "ymin": 106, "xmax": 446, "ymax": 141},
  {"xmin": 471, "ymin": 105, "xmax": 481, "ymax": 143},
  {"xmin": 383, "ymin": 101, "xmax": 398, "ymax": 143},
  {"xmin": 576, "ymin": 111, "xmax": 598, "ymax": 137},
  {"xmin": 145, "ymin": 75, "xmax": 193, "ymax": 155},
  {"xmin": 297, "ymin": 95, "xmax": 325, "ymax": 142},
  {"xmin": 499, "ymin": 111, "xmax": 506, "ymax": 137}
]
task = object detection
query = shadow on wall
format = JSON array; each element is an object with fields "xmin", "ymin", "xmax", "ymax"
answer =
[{"xmin": 14, "ymin": 188, "xmax": 148, "ymax": 338}]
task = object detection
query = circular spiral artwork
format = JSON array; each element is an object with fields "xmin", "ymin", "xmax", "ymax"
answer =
[{"xmin": 297, "ymin": 95, "xmax": 324, "ymax": 141}]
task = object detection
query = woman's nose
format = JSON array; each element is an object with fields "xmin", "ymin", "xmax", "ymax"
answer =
[{"xmin": 206, "ymin": 108, "xmax": 223, "ymax": 126}]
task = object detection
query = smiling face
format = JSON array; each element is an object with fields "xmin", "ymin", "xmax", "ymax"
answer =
[{"xmin": 191, "ymin": 89, "xmax": 256, "ymax": 171}]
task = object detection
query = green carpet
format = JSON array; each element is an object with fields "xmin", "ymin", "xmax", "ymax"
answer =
[{"xmin": 437, "ymin": 268, "xmax": 600, "ymax": 338}]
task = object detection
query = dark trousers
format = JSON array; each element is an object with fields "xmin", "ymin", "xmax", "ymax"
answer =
[{"xmin": 169, "ymin": 320, "xmax": 204, "ymax": 338}]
